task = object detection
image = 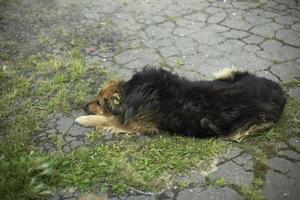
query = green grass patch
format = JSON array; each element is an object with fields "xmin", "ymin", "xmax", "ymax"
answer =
[
  {"xmin": 239, "ymin": 178, "xmax": 265, "ymax": 200},
  {"xmin": 53, "ymin": 136, "xmax": 224, "ymax": 194},
  {"xmin": 214, "ymin": 178, "xmax": 229, "ymax": 187},
  {"xmin": 0, "ymin": 49, "xmax": 105, "ymax": 199},
  {"xmin": 264, "ymin": 98, "xmax": 300, "ymax": 141},
  {"xmin": 21, "ymin": 50, "xmax": 104, "ymax": 113}
]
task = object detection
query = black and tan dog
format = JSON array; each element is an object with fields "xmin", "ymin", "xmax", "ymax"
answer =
[{"xmin": 75, "ymin": 67, "xmax": 287, "ymax": 141}]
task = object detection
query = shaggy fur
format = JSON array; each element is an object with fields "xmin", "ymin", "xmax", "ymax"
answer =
[{"xmin": 76, "ymin": 67, "xmax": 287, "ymax": 140}]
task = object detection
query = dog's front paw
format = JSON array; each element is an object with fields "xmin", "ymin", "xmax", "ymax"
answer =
[{"xmin": 75, "ymin": 116, "xmax": 90, "ymax": 127}]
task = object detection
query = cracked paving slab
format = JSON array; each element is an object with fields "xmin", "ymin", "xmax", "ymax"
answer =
[
  {"xmin": 2, "ymin": 0, "xmax": 300, "ymax": 85},
  {"xmin": 263, "ymin": 152, "xmax": 300, "ymax": 200},
  {"xmin": 209, "ymin": 150, "xmax": 254, "ymax": 187},
  {"xmin": 33, "ymin": 111, "xmax": 93, "ymax": 153},
  {"xmin": 176, "ymin": 187, "xmax": 244, "ymax": 200}
]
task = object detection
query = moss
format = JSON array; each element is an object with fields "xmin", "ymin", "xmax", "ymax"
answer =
[
  {"xmin": 165, "ymin": 15, "xmax": 178, "ymax": 24},
  {"xmin": 240, "ymin": 186, "xmax": 264, "ymax": 200},
  {"xmin": 0, "ymin": 41, "xmax": 18, "ymax": 60},
  {"xmin": 239, "ymin": 178, "xmax": 265, "ymax": 200},
  {"xmin": 122, "ymin": 0, "xmax": 129, "ymax": 6},
  {"xmin": 177, "ymin": 180, "xmax": 192, "ymax": 188},
  {"xmin": 214, "ymin": 178, "xmax": 229, "ymax": 187},
  {"xmin": 265, "ymin": 99, "xmax": 300, "ymax": 140},
  {"xmin": 175, "ymin": 59, "xmax": 185, "ymax": 68},
  {"xmin": 282, "ymin": 79, "xmax": 300, "ymax": 89}
]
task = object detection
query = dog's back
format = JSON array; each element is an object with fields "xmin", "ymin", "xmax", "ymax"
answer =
[
  {"xmin": 209, "ymin": 70, "xmax": 287, "ymax": 134},
  {"xmin": 121, "ymin": 67, "xmax": 287, "ymax": 137}
]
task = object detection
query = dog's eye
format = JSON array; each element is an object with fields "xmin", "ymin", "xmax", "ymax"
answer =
[
  {"xmin": 111, "ymin": 93, "xmax": 120, "ymax": 105},
  {"xmin": 103, "ymin": 98, "xmax": 109, "ymax": 102}
]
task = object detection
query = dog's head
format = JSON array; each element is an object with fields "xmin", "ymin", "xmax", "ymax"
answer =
[{"xmin": 84, "ymin": 80, "xmax": 124, "ymax": 115}]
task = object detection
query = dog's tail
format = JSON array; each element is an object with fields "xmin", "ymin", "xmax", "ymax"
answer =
[{"xmin": 214, "ymin": 67, "xmax": 250, "ymax": 82}]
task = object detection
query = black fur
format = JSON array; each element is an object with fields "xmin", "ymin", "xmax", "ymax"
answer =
[{"xmin": 119, "ymin": 68, "xmax": 287, "ymax": 137}]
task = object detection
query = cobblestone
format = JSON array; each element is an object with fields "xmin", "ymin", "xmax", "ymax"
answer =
[
  {"xmin": 287, "ymin": 137, "xmax": 300, "ymax": 149},
  {"xmin": 263, "ymin": 159, "xmax": 300, "ymax": 200},
  {"xmin": 278, "ymin": 150, "xmax": 300, "ymax": 161},
  {"xmin": 1, "ymin": 0, "xmax": 299, "ymax": 199},
  {"xmin": 209, "ymin": 155, "xmax": 254, "ymax": 186},
  {"xmin": 177, "ymin": 187, "xmax": 244, "ymax": 200}
]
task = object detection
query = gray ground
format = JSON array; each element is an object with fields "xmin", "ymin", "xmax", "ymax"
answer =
[{"xmin": 1, "ymin": 0, "xmax": 300, "ymax": 199}]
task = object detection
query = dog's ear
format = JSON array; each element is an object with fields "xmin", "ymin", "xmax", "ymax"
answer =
[{"xmin": 109, "ymin": 80, "xmax": 125, "ymax": 93}]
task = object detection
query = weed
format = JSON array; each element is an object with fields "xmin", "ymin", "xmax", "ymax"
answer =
[
  {"xmin": 87, "ymin": 131, "xmax": 105, "ymax": 142},
  {"xmin": 122, "ymin": 0, "xmax": 128, "ymax": 6},
  {"xmin": 165, "ymin": 15, "xmax": 178, "ymax": 23},
  {"xmin": 282, "ymin": 79, "xmax": 300, "ymax": 89},
  {"xmin": 240, "ymin": 178, "xmax": 265, "ymax": 200},
  {"xmin": 240, "ymin": 186, "xmax": 264, "ymax": 200},
  {"xmin": 177, "ymin": 180, "xmax": 191, "ymax": 188},
  {"xmin": 159, "ymin": 57, "xmax": 169, "ymax": 68},
  {"xmin": 49, "ymin": 134, "xmax": 65, "ymax": 156},
  {"xmin": 214, "ymin": 178, "xmax": 228, "ymax": 187},
  {"xmin": 272, "ymin": 60, "xmax": 280, "ymax": 65},
  {"xmin": 175, "ymin": 58, "xmax": 185, "ymax": 68}
]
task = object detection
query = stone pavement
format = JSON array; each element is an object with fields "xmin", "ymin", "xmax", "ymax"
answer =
[{"xmin": 1, "ymin": 0, "xmax": 300, "ymax": 199}]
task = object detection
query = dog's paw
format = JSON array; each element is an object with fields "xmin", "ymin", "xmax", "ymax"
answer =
[{"xmin": 75, "ymin": 116, "xmax": 90, "ymax": 127}]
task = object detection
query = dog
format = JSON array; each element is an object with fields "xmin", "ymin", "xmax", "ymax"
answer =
[{"xmin": 75, "ymin": 67, "xmax": 287, "ymax": 141}]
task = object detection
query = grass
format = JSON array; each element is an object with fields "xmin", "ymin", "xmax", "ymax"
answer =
[
  {"xmin": 0, "ymin": 48, "xmax": 225, "ymax": 199},
  {"xmin": 175, "ymin": 58, "xmax": 185, "ymax": 68},
  {"xmin": 53, "ymin": 136, "xmax": 224, "ymax": 194},
  {"xmin": 239, "ymin": 178, "xmax": 265, "ymax": 200},
  {"xmin": 0, "ymin": 49, "xmax": 105, "ymax": 199},
  {"xmin": 264, "ymin": 98, "xmax": 300, "ymax": 141},
  {"xmin": 214, "ymin": 178, "xmax": 228, "ymax": 187},
  {"xmin": 21, "ymin": 51, "xmax": 90, "ymax": 113},
  {"xmin": 282, "ymin": 78, "xmax": 300, "ymax": 89}
]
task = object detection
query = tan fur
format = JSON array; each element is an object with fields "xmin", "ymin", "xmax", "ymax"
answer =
[
  {"xmin": 75, "ymin": 115, "xmax": 115, "ymax": 127},
  {"xmin": 77, "ymin": 80, "xmax": 159, "ymax": 135},
  {"xmin": 85, "ymin": 80, "xmax": 124, "ymax": 115},
  {"xmin": 214, "ymin": 67, "xmax": 239, "ymax": 81},
  {"xmin": 231, "ymin": 122, "xmax": 274, "ymax": 142},
  {"xmin": 84, "ymin": 100, "xmax": 107, "ymax": 115},
  {"xmin": 75, "ymin": 114, "xmax": 158, "ymax": 135}
]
